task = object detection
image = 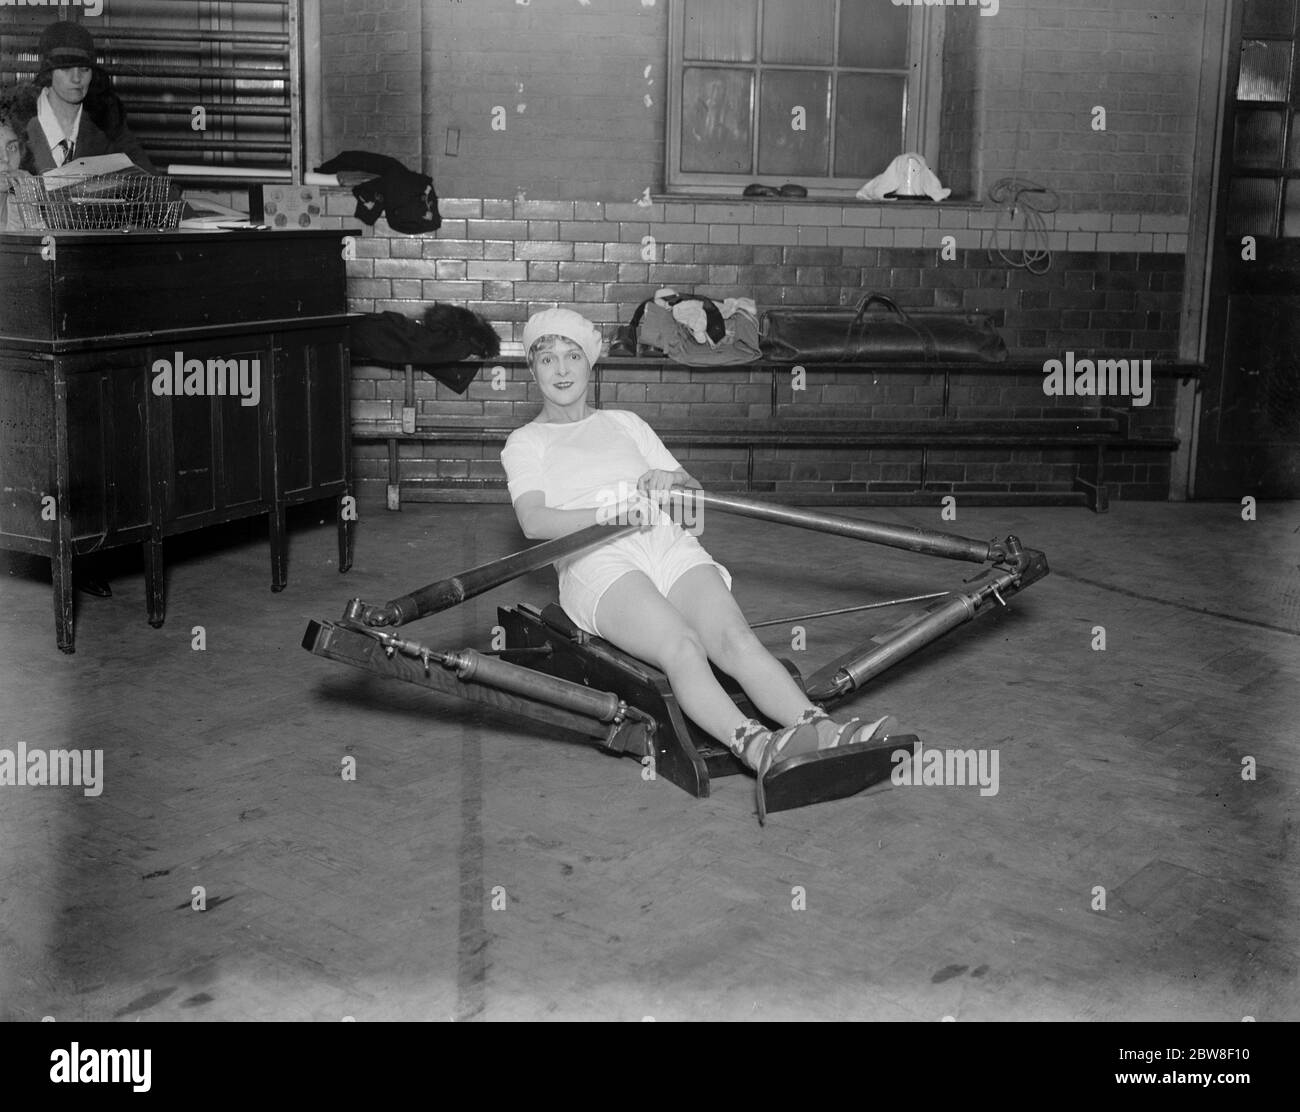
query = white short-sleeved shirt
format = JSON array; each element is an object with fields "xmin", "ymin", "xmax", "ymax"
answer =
[
  {"xmin": 500, "ymin": 409, "xmax": 728, "ymax": 635},
  {"xmin": 501, "ymin": 408, "xmax": 681, "ymax": 510}
]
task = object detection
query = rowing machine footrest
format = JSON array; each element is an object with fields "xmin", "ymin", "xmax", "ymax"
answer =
[{"xmin": 760, "ymin": 734, "xmax": 919, "ymax": 813}]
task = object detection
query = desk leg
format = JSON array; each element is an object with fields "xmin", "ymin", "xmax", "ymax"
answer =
[
  {"xmin": 338, "ymin": 490, "xmax": 354, "ymax": 573},
  {"xmin": 270, "ymin": 501, "xmax": 288, "ymax": 592},
  {"xmin": 51, "ymin": 368, "xmax": 75, "ymax": 651},
  {"xmin": 145, "ymin": 537, "xmax": 166, "ymax": 628},
  {"xmin": 52, "ymin": 550, "xmax": 74, "ymax": 654}
]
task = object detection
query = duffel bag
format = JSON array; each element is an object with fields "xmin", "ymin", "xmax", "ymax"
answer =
[{"xmin": 760, "ymin": 292, "xmax": 1007, "ymax": 363}]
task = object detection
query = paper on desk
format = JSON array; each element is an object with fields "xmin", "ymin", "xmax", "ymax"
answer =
[
  {"xmin": 42, "ymin": 153, "xmax": 137, "ymax": 188},
  {"xmin": 183, "ymin": 196, "xmax": 248, "ymax": 220},
  {"xmin": 178, "ymin": 216, "xmax": 267, "ymax": 231}
]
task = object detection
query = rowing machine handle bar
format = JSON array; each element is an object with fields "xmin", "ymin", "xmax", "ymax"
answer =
[
  {"xmin": 380, "ymin": 519, "xmax": 641, "ymax": 626},
  {"xmin": 675, "ymin": 490, "xmax": 992, "ymax": 564}
]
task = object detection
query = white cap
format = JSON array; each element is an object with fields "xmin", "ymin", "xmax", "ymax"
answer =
[{"xmin": 522, "ymin": 308, "xmax": 603, "ymax": 367}]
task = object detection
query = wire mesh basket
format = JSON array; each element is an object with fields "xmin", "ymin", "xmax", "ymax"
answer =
[{"xmin": 11, "ymin": 172, "xmax": 182, "ymax": 231}]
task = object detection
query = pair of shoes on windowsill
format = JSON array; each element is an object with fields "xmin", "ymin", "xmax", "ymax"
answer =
[{"xmin": 742, "ymin": 182, "xmax": 808, "ymax": 199}]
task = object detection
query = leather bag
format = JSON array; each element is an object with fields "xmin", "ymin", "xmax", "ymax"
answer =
[{"xmin": 760, "ymin": 293, "xmax": 1008, "ymax": 363}]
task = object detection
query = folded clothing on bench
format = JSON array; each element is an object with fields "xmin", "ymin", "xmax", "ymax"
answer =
[
  {"xmin": 350, "ymin": 305, "xmax": 500, "ymax": 393},
  {"xmin": 614, "ymin": 290, "xmax": 762, "ymax": 365}
]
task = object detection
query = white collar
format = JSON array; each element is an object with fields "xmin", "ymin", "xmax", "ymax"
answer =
[{"xmin": 37, "ymin": 87, "xmax": 83, "ymax": 164}]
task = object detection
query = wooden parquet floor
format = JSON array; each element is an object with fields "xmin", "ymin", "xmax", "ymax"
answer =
[{"xmin": 1, "ymin": 500, "xmax": 1296, "ymax": 1021}]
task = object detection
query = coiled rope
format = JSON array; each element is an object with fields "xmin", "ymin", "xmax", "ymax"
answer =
[{"xmin": 987, "ymin": 177, "xmax": 1059, "ymax": 275}]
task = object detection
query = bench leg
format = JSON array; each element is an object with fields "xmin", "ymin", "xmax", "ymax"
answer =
[
  {"xmin": 338, "ymin": 488, "xmax": 355, "ymax": 573},
  {"xmin": 386, "ymin": 436, "xmax": 401, "ymax": 511},
  {"xmin": 1073, "ymin": 445, "xmax": 1110, "ymax": 512}
]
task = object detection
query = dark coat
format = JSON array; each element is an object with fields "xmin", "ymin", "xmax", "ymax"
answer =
[
  {"xmin": 350, "ymin": 305, "xmax": 500, "ymax": 392},
  {"xmin": 25, "ymin": 110, "xmax": 155, "ymax": 173},
  {"xmin": 316, "ymin": 150, "xmax": 441, "ymax": 235},
  {"xmin": 7, "ymin": 78, "xmax": 154, "ymax": 173}
]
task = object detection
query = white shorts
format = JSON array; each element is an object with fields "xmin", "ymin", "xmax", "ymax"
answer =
[{"xmin": 557, "ymin": 520, "xmax": 732, "ymax": 638}]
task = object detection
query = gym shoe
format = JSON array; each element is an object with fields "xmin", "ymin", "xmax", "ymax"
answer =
[
  {"xmin": 731, "ymin": 717, "xmax": 823, "ymax": 825},
  {"xmin": 810, "ymin": 714, "xmax": 898, "ymax": 750}
]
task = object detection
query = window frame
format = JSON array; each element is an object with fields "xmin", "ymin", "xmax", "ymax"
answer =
[{"xmin": 665, "ymin": 0, "xmax": 945, "ymax": 197}]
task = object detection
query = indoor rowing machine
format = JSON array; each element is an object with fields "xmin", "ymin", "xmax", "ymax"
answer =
[{"xmin": 302, "ymin": 491, "xmax": 1048, "ymax": 817}]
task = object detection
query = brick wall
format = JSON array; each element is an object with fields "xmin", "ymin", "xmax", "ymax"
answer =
[
  {"xmin": 942, "ymin": 0, "xmax": 1204, "ymax": 214},
  {"xmin": 320, "ymin": 0, "xmax": 425, "ymax": 170},
  {"xmin": 335, "ymin": 192, "xmax": 1187, "ymax": 505},
  {"xmin": 418, "ymin": 0, "xmax": 666, "ymax": 203},
  {"xmin": 318, "ymin": 0, "xmax": 1206, "ymax": 213},
  {"xmin": 312, "ymin": 0, "xmax": 1208, "ymax": 505},
  {"xmin": 339, "ymin": 194, "xmax": 1188, "ymax": 351}
]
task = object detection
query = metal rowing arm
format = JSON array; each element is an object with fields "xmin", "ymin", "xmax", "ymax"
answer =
[
  {"xmin": 667, "ymin": 490, "xmax": 1050, "ymax": 704},
  {"xmin": 352, "ymin": 519, "xmax": 641, "ymax": 627},
  {"xmin": 301, "ymin": 613, "xmax": 658, "ymax": 757}
]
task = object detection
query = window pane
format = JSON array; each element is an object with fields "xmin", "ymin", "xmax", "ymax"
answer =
[
  {"xmin": 1237, "ymin": 40, "xmax": 1293, "ymax": 101},
  {"xmin": 1284, "ymin": 179, "xmax": 1300, "ymax": 236},
  {"xmin": 835, "ymin": 73, "xmax": 906, "ymax": 178},
  {"xmin": 840, "ymin": 0, "xmax": 909, "ymax": 69},
  {"xmin": 761, "ymin": 0, "xmax": 834, "ymax": 65},
  {"xmin": 682, "ymin": 67, "xmax": 755, "ymax": 173},
  {"xmin": 683, "ymin": 0, "xmax": 758, "ymax": 62},
  {"xmin": 758, "ymin": 70, "xmax": 830, "ymax": 175},
  {"xmin": 1234, "ymin": 109, "xmax": 1284, "ymax": 167},
  {"xmin": 1242, "ymin": 0, "xmax": 1296, "ymax": 37},
  {"xmin": 1228, "ymin": 176, "xmax": 1279, "ymax": 235}
]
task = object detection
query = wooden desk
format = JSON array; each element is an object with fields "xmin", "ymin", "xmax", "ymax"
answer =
[{"xmin": 0, "ymin": 229, "xmax": 356, "ymax": 652}]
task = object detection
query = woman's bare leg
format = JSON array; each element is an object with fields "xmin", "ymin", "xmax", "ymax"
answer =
[
  {"xmin": 667, "ymin": 565, "xmax": 895, "ymax": 751},
  {"xmin": 666, "ymin": 564, "xmax": 815, "ymax": 727},
  {"xmin": 592, "ymin": 569, "xmax": 753, "ymax": 743}
]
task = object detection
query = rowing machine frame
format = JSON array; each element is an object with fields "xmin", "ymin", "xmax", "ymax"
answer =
[{"xmin": 302, "ymin": 491, "xmax": 1048, "ymax": 815}]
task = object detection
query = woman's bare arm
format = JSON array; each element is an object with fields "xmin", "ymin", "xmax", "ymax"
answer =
[{"xmin": 512, "ymin": 490, "xmax": 605, "ymax": 540}]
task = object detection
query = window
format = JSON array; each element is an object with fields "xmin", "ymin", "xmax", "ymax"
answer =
[
  {"xmin": 1227, "ymin": 0, "xmax": 1300, "ymax": 236},
  {"xmin": 0, "ymin": 0, "xmax": 313, "ymax": 181},
  {"xmin": 666, "ymin": 0, "xmax": 943, "ymax": 196}
]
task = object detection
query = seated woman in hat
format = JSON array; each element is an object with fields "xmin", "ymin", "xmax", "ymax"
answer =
[
  {"xmin": 501, "ymin": 309, "xmax": 896, "ymax": 817},
  {"xmin": 23, "ymin": 21, "xmax": 155, "ymax": 173},
  {"xmin": 3, "ymin": 23, "xmax": 157, "ymax": 596}
]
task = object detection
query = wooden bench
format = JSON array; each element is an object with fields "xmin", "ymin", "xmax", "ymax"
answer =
[{"xmin": 352, "ymin": 358, "xmax": 1203, "ymax": 513}]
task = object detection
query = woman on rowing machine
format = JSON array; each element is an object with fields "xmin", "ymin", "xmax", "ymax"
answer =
[{"xmin": 501, "ymin": 308, "xmax": 895, "ymax": 806}]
